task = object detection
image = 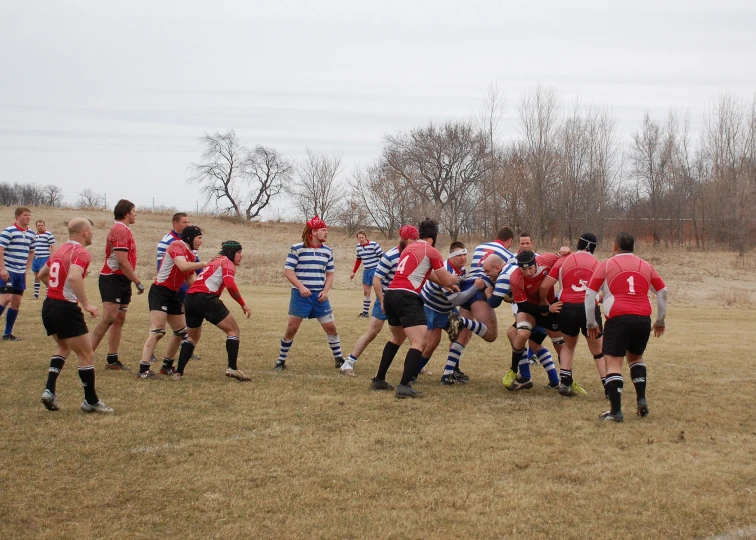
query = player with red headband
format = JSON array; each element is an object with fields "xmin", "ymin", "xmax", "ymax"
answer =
[
  {"xmin": 370, "ymin": 218, "xmax": 461, "ymax": 398},
  {"xmin": 173, "ymin": 240, "xmax": 252, "ymax": 381},
  {"xmin": 340, "ymin": 225, "xmax": 415, "ymax": 377},
  {"xmin": 274, "ymin": 216, "xmax": 344, "ymax": 371}
]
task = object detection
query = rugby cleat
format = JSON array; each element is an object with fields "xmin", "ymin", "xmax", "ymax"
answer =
[
  {"xmin": 502, "ymin": 369, "xmax": 517, "ymax": 388},
  {"xmin": 370, "ymin": 378, "xmax": 394, "ymax": 391},
  {"xmin": 445, "ymin": 312, "xmax": 463, "ymax": 342},
  {"xmin": 453, "ymin": 366, "xmax": 469, "ymax": 382},
  {"xmin": 599, "ymin": 410, "xmax": 624, "ymax": 423},
  {"xmin": 41, "ymin": 390, "xmax": 60, "ymax": 411},
  {"xmin": 136, "ymin": 370, "xmax": 157, "ymax": 380},
  {"xmin": 81, "ymin": 400, "xmax": 114, "ymax": 414},
  {"xmin": 557, "ymin": 383, "xmax": 574, "ymax": 397},
  {"xmin": 273, "ymin": 359, "xmax": 286, "ymax": 371},
  {"xmin": 105, "ymin": 360, "xmax": 129, "ymax": 371},
  {"xmin": 341, "ymin": 367, "xmax": 357, "ymax": 378},
  {"xmin": 440, "ymin": 374, "xmax": 463, "ymax": 385},
  {"xmin": 544, "ymin": 382, "xmax": 559, "ymax": 390},
  {"xmin": 505, "ymin": 376, "xmax": 534, "ymax": 391},
  {"xmin": 226, "ymin": 368, "xmax": 251, "ymax": 382},
  {"xmin": 2, "ymin": 334, "xmax": 22, "ymax": 341},
  {"xmin": 357, "ymin": 312, "xmax": 369, "ymax": 318},
  {"xmin": 159, "ymin": 365, "xmax": 176, "ymax": 376},
  {"xmin": 571, "ymin": 381, "xmax": 588, "ymax": 395},
  {"xmin": 334, "ymin": 356, "xmax": 345, "ymax": 369},
  {"xmin": 637, "ymin": 398, "xmax": 649, "ymax": 417},
  {"xmin": 395, "ymin": 384, "xmax": 423, "ymax": 398}
]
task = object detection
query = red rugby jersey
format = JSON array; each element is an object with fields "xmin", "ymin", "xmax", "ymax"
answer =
[
  {"xmin": 587, "ymin": 253, "xmax": 666, "ymax": 318},
  {"xmin": 388, "ymin": 240, "xmax": 444, "ymax": 294},
  {"xmin": 548, "ymin": 251, "xmax": 600, "ymax": 304},
  {"xmin": 46, "ymin": 241, "xmax": 91, "ymax": 304},
  {"xmin": 188, "ymin": 256, "xmax": 245, "ymax": 306},
  {"xmin": 510, "ymin": 253, "xmax": 558, "ymax": 304},
  {"xmin": 154, "ymin": 241, "xmax": 196, "ymax": 292},
  {"xmin": 100, "ymin": 221, "xmax": 137, "ymax": 276}
]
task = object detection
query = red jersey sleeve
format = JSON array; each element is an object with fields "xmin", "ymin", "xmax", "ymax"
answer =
[
  {"xmin": 429, "ymin": 247, "xmax": 444, "ymax": 270},
  {"xmin": 648, "ymin": 263, "xmax": 666, "ymax": 292},
  {"xmin": 111, "ymin": 226, "xmax": 131, "ymax": 251},
  {"xmin": 221, "ymin": 259, "xmax": 245, "ymax": 306},
  {"xmin": 548, "ymin": 256, "xmax": 565, "ymax": 280},
  {"xmin": 71, "ymin": 249, "xmax": 92, "ymax": 273},
  {"xmin": 587, "ymin": 261, "xmax": 607, "ymax": 292}
]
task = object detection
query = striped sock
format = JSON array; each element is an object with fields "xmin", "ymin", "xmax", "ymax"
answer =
[
  {"xmin": 444, "ymin": 342, "xmax": 465, "ymax": 375},
  {"xmin": 537, "ymin": 348, "xmax": 559, "ymax": 386},
  {"xmin": 327, "ymin": 334, "xmax": 342, "ymax": 359},
  {"xmin": 34, "ymin": 282, "xmax": 41, "ymax": 298},
  {"xmin": 518, "ymin": 353, "xmax": 532, "ymax": 379},
  {"xmin": 459, "ymin": 316, "xmax": 488, "ymax": 338},
  {"xmin": 279, "ymin": 338, "xmax": 293, "ymax": 362},
  {"xmin": 362, "ymin": 297, "xmax": 370, "ymax": 315}
]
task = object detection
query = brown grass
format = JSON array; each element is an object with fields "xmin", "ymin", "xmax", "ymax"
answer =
[{"xmin": 0, "ymin": 206, "xmax": 755, "ymax": 539}]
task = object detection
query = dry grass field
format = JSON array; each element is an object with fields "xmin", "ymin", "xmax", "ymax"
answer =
[{"xmin": 1, "ymin": 206, "xmax": 755, "ymax": 539}]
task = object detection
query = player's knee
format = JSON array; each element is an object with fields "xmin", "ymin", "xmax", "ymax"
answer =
[
  {"xmin": 149, "ymin": 328, "xmax": 166, "ymax": 340},
  {"xmin": 173, "ymin": 326, "xmax": 188, "ymax": 338},
  {"xmin": 551, "ymin": 336, "xmax": 565, "ymax": 348}
]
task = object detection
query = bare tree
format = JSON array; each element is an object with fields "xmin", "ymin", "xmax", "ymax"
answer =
[
  {"xmin": 43, "ymin": 184, "xmax": 63, "ymax": 207},
  {"xmin": 244, "ymin": 146, "xmax": 293, "ymax": 220},
  {"xmin": 77, "ymin": 189, "xmax": 105, "ymax": 209},
  {"xmin": 478, "ymin": 83, "xmax": 507, "ymax": 236},
  {"xmin": 189, "ymin": 131, "xmax": 246, "ymax": 216},
  {"xmin": 290, "ymin": 149, "xmax": 344, "ymax": 222},
  {"xmin": 351, "ymin": 163, "xmax": 414, "ymax": 238}
]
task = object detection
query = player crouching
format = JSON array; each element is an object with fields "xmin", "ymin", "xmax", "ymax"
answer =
[
  {"xmin": 39, "ymin": 218, "xmax": 113, "ymax": 413},
  {"xmin": 138, "ymin": 226, "xmax": 206, "ymax": 379},
  {"xmin": 173, "ymin": 241, "xmax": 252, "ymax": 381}
]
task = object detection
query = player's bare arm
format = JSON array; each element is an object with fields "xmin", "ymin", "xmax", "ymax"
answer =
[
  {"xmin": 38, "ymin": 263, "xmax": 50, "ymax": 286},
  {"xmin": 114, "ymin": 250, "xmax": 142, "ymax": 292},
  {"xmin": 284, "ymin": 268, "xmax": 311, "ymax": 297},
  {"xmin": 0, "ymin": 246, "xmax": 8, "ymax": 281},
  {"xmin": 68, "ymin": 266, "xmax": 98, "ymax": 318},
  {"xmin": 26, "ymin": 247, "xmax": 35, "ymax": 270},
  {"xmin": 172, "ymin": 255, "xmax": 205, "ymax": 273},
  {"xmin": 433, "ymin": 268, "xmax": 460, "ymax": 289},
  {"xmin": 318, "ymin": 272, "xmax": 335, "ymax": 302},
  {"xmin": 540, "ymin": 275, "xmax": 558, "ymax": 305}
]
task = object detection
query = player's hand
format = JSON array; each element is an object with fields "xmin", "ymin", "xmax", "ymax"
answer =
[
  {"xmin": 475, "ymin": 278, "xmax": 486, "ymax": 290},
  {"xmin": 349, "ymin": 273, "xmax": 355, "ymax": 280},
  {"xmin": 380, "ymin": 301, "xmax": 385, "ymax": 314},
  {"xmin": 135, "ymin": 282, "xmax": 145, "ymax": 295},
  {"xmin": 0, "ymin": 268, "xmax": 8, "ymax": 281},
  {"xmin": 84, "ymin": 303, "xmax": 99, "ymax": 318},
  {"xmin": 242, "ymin": 304, "xmax": 252, "ymax": 319},
  {"xmin": 298, "ymin": 286, "xmax": 312, "ymax": 298},
  {"xmin": 586, "ymin": 323, "xmax": 599, "ymax": 339},
  {"xmin": 653, "ymin": 322, "xmax": 665, "ymax": 337},
  {"xmin": 548, "ymin": 301, "xmax": 563, "ymax": 314},
  {"xmin": 502, "ymin": 293, "xmax": 514, "ymax": 304},
  {"xmin": 317, "ymin": 290, "xmax": 328, "ymax": 302},
  {"xmin": 558, "ymin": 246, "xmax": 571, "ymax": 258}
]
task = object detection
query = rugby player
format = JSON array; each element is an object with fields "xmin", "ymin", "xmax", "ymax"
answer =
[
  {"xmin": 585, "ymin": 232, "xmax": 668, "ymax": 422},
  {"xmin": 274, "ymin": 216, "xmax": 344, "ymax": 371},
  {"xmin": 32, "ymin": 219, "xmax": 56, "ymax": 299},
  {"xmin": 340, "ymin": 227, "xmax": 411, "ymax": 377},
  {"xmin": 174, "ymin": 241, "xmax": 252, "ymax": 381},
  {"xmin": 0, "ymin": 207, "xmax": 35, "ymax": 340},
  {"xmin": 90, "ymin": 200, "xmax": 145, "ymax": 370},
  {"xmin": 349, "ymin": 231, "xmax": 383, "ymax": 318},
  {"xmin": 38, "ymin": 217, "xmax": 113, "ymax": 413},
  {"xmin": 138, "ymin": 226, "xmax": 206, "ymax": 379},
  {"xmin": 540, "ymin": 233, "xmax": 607, "ymax": 397},
  {"xmin": 370, "ymin": 218, "xmax": 460, "ymax": 398}
]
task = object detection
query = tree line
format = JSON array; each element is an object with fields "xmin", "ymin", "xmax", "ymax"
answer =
[{"xmin": 190, "ymin": 86, "xmax": 755, "ymax": 252}]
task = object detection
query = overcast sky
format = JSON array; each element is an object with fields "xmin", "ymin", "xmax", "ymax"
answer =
[{"xmin": 2, "ymin": 0, "xmax": 755, "ymax": 216}]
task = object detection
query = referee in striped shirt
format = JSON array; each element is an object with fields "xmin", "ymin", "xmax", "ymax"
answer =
[
  {"xmin": 349, "ymin": 231, "xmax": 383, "ymax": 318},
  {"xmin": 0, "ymin": 207, "xmax": 36, "ymax": 340}
]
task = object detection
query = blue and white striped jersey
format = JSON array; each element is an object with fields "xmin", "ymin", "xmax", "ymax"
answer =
[
  {"xmin": 0, "ymin": 225, "xmax": 35, "ymax": 273},
  {"xmin": 284, "ymin": 242, "xmax": 335, "ymax": 291},
  {"xmin": 421, "ymin": 259, "xmax": 465, "ymax": 314},
  {"xmin": 33, "ymin": 231, "xmax": 55, "ymax": 259},
  {"xmin": 156, "ymin": 230, "xmax": 181, "ymax": 270},
  {"xmin": 468, "ymin": 241, "xmax": 515, "ymax": 286},
  {"xmin": 373, "ymin": 247, "xmax": 401, "ymax": 291},
  {"xmin": 492, "ymin": 262, "xmax": 518, "ymax": 299},
  {"xmin": 355, "ymin": 241, "xmax": 383, "ymax": 270}
]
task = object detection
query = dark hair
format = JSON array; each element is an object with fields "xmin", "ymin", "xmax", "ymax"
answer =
[
  {"xmin": 418, "ymin": 218, "xmax": 438, "ymax": 245},
  {"xmin": 496, "ymin": 226, "xmax": 514, "ymax": 242},
  {"xmin": 398, "ymin": 239, "xmax": 408, "ymax": 253},
  {"xmin": 449, "ymin": 241, "xmax": 466, "ymax": 252},
  {"xmin": 518, "ymin": 232, "xmax": 531, "ymax": 240},
  {"xmin": 15, "ymin": 207, "xmax": 31, "ymax": 218},
  {"xmin": 219, "ymin": 240, "xmax": 243, "ymax": 260},
  {"xmin": 36, "ymin": 220, "xmax": 45, "ymax": 226},
  {"xmin": 114, "ymin": 199, "xmax": 135, "ymax": 220},
  {"xmin": 577, "ymin": 232, "xmax": 598, "ymax": 253},
  {"xmin": 357, "ymin": 230, "xmax": 367, "ymax": 238},
  {"xmin": 172, "ymin": 212, "xmax": 188, "ymax": 224},
  {"xmin": 516, "ymin": 250, "xmax": 536, "ymax": 268},
  {"xmin": 615, "ymin": 232, "xmax": 634, "ymax": 252}
]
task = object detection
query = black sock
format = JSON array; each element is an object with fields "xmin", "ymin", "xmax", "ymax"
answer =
[
  {"xmin": 226, "ymin": 336, "xmax": 240, "ymax": 370},
  {"xmin": 78, "ymin": 366, "xmax": 98, "ymax": 404},
  {"xmin": 139, "ymin": 361, "xmax": 150, "ymax": 374},
  {"xmin": 176, "ymin": 341, "xmax": 195, "ymax": 375},
  {"xmin": 400, "ymin": 348, "xmax": 423, "ymax": 386},
  {"xmin": 605, "ymin": 373, "xmax": 623, "ymax": 414},
  {"xmin": 601, "ymin": 376, "xmax": 608, "ymax": 395},
  {"xmin": 630, "ymin": 362, "xmax": 647, "ymax": 400},
  {"xmin": 106, "ymin": 352, "xmax": 119, "ymax": 365},
  {"xmin": 560, "ymin": 369, "xmax": 573, "ymax": 387},
  {"xmin": 46, "ymin": 355, "xmax": 66, "ymax": 394},
  {"xmin": 511, "ymin": 347, "xmax": 525, "ymax": 372},
  {"xmin": 376, "ymin": 341, "xmax": 401, "ymax": 380},
  {"xmin": 162, "ymin": 357, "xmax": 175, "ymax": 369}
]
